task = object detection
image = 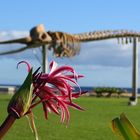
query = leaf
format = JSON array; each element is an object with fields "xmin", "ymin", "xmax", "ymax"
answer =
[{"xmin": 111, "ymin": 113, "xmax": 140, "ymax": 140}]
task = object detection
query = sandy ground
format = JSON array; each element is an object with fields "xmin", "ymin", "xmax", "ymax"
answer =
[{"xmin": 85, "ymin": 91, "xmax": 140, "ymax": 98}]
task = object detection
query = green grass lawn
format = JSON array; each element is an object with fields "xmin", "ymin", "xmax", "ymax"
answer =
[{"xmin": 0, "ymin": 94, "xmax": 140, "ymax": 140}]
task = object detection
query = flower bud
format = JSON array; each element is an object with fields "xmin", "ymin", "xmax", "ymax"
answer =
[{"xmin": 8, "ymin": 69, "xmax": 33, "ymax": 118}]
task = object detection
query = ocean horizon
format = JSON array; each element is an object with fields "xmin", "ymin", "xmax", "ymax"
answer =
[{"xmin": 0, "ymin": 84, "xmax": 139, "ymax": 94}]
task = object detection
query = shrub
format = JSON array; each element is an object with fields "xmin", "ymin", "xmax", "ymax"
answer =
[{"xmin": 94, "ymin": 87, "xmax": 125, "ymax": 97}]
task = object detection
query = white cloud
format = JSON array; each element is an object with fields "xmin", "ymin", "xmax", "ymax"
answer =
[
  {"xmin": 0, "ymin": 31, "xmax": 28, "ymax": 40},
  {"xmin": 62, "ymin": 64, "xmax": 133, "ymax": 87},
  {"xmin": 0, "ymin": 31, "xmax": 138, "ymax": 87}
]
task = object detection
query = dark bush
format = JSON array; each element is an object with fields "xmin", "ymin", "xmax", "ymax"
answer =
[{"xmin": 94, "ymin": 87, "xmax": 125, "ymax": 97}]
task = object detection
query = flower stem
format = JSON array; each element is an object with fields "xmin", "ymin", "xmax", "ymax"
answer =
[{"xmin": 0, "ymin": 114, "xmax": 16, "ymax": 139}]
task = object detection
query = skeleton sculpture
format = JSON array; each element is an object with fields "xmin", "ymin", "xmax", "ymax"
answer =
[{"xmin": 0, "ymin": 24, "xmax": 140, "ymax": 57}]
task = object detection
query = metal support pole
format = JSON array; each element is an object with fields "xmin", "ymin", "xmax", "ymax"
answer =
[
  {"xmin": 42, "ymin": 45, "xmax": 48, "ymax": 73},
  {"xmin": 129, "ymin": 37, "xmax": 138, "ymax": 105}
]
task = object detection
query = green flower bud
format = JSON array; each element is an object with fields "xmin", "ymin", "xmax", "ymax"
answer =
[{"xmin": 8, "ymin": 69, "xmax": 33, "ymax": 118}]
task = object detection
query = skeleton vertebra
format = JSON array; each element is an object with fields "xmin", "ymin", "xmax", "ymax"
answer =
[{"xmin": 74, "ymin": 30, "xmax": 140, "ymax": 43}]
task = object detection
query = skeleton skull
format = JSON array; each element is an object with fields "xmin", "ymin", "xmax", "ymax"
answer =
[{"xmin": 30, "ymin": 24, "xmax": 52, "ymax": 43}]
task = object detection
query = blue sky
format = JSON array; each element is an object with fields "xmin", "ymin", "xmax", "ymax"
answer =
[{"xmin": 0, "ymin": 0, "xmax": 140, "ymax": 87}]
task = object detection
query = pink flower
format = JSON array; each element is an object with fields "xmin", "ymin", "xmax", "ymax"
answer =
[{"xmin": 31, "ymin": 61, "xmax": 85, "ymax": 124}]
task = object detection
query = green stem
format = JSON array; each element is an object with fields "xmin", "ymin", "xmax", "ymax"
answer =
[
  {"xmin": 0, "ymin": 114, "xmax": 16, "ymax": 139},
  {"xmin": 28, "ymin": 112, "xmax": 39, "ymax": 140}
]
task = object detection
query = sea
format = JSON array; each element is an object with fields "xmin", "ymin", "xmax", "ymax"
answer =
[
  {"xmin": 74, "ymin": 86, "xmax": 136, "ymax": 93},
  {"xmin": 0, "ymin": 84, "xmax": 139, "ymax": 94}
]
